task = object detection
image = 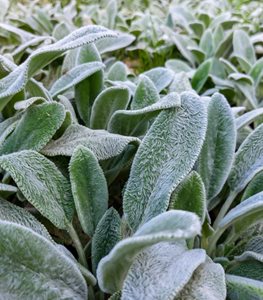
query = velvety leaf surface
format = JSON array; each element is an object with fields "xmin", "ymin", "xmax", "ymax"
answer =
[
  {"xmin": 131, "ymin": 75, "xmax": 159, "ymax": 110},
  {"xmin": 50, "ymin": 62, "xmax": 104, "ymax": 97},
  {"xmin": 123, "ymin": 92, "xmax": 207, "ymax": 230},
  {"xmin": 91, "ymin": 208, "xmax": 121, "ymax": 273},
  {"xmin": 142, "ymin": 67, "xmax": 174, "ymax": 92},
  {"xmin": 69, "ymin": 146, "xmax": 108, "ymax": 236},
  {"xmin": 122, "ymin": 242, "xmax": 207, "ymax": 300},
  {"xmin": 108, "ymin": 92, "xmax": 181, "ymax": 136},
  {"xmin": 226, "ymin": 275, "xmax": 263, "ymax": 300},
  {"xmin": 0, "ymin": 151, "xmax": 73, "ymax": 229},
  {"xmin": 236, "ymin": 108, "xmax": 263, "ymax": 130},
  {"xmin": 0, "ymin": 103, "xmax": 65, "ymax": 155},
  {"xmin": 198, "ymin": 93, "xmax": 236, "ymax": 201},
  {"xmin": 241, "ymin": 171, "xmax": 263, "ymax": 201},
  {"xmin": 0, "ymin": 220, "xmax": 87, "ymax": 299},
  {"xmin": 42, "ymin": 124, "xmax": 140, "ymax": 160},
  {"xmin": 228, "ymin": 124, "xmax": 263, "ymax": 193},
  {"xmin": 90, "ymin": 86, "xmax": 130, "ymax": 129},
  {"xmin": 97, "ymin": 210, "xmax": 201, "ymax": 294},
  {"xmin": 170, "ymin": 171, "xmax": 206, "ymax": 223}
]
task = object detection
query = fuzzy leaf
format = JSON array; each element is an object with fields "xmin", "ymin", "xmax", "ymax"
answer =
[
  {"xmin": 14, "ymin": 97, "xmax": 46, "ymax": 110},
  {"xmin": 242, "ymin": 171, "xmax": 263, "ymax": 201},
  {"xmin": 0, "ymin": 220, "xmax": 87, "ymax": 299},
  {"xmin": 97, "ymin": 210, "xmax": 201, "ymax": 294},
  {"xmin": 0, "ymin": 25, "xmax": 116, "ymax": 109},
  {"xmin": 50, "ymin": 62, "xmax": 104, "ymax": 97},
  {"xmin": 107, "ymin": 62, "xmax": 127, "ymax": 81},
  {"xmin": 191, "ymin": 59, "xmax": 212, "ymax": 93},
  {"xmin": 92, "ymin": 208, "xmax": 121, "ymax": 273},
  {"xmin": 122, "ymin": 242, "xmax": 207, "ymax": 300},
  {"xmin": 236, "ymin": 108, "xmax": 263, "ymax": 130},
  {"xmin": 228, "ymin": 124, "xmax": 263, "ymax": 193},
  {"xmin": 233, "ymin": 30, "xmax": 256, "ymax": 67},
  {"xmin": 198, "ymin": 93, "xmax": 236, "ymax": 201},
  {"xmin": 108, "ymin": 92, "xmax": 180, "ymax": 136},
  {"xmin": 0, "ymin": 198, "xmax": 52, "ymax": 242},
  {"xmin": 42, "ymin": 124, "xmax": 140, "ymax": 160},
  {"xmin": 170, "ymin": 171, "xmax": 206, "ymax": 223},
  {"xmin": 90, "ymin": 86, "xmax": 130, "ymax": 129},
  {"xmin": 131, "ymin": 75, "xmax": 159, "ymax": 110},
  {"xmin": 226, "ymin": 275, "xmax": 263, "ymax": 299},
  {"xmin": 175, "ymin": 258, "xmax": 226, "ymax": 300},
  {"xmin": 0, "ymin": 103, "xmax": 65, "ymax": 155},
  {"xmin": 0, "ymin": 151, "xmax": 73, "ymax": 229},
  {"xmin": 123, "ymin": 92, "xmax": 207, "ymax": 230},
  {"xmin": 142, "ymin": 67, "xmax": 174, "ymax": 92},
  {"xmin": 218, "ymin": 192, "xmax": 263, "ymax": 231},
  {"xmin": 69, "ymin": 146, "xmax": 108, "ymax": 236}
]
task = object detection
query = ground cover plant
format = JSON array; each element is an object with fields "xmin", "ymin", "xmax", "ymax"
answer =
[{"xmin": 0, "ymin": 0, "xmax": 263, "ymax": 299}]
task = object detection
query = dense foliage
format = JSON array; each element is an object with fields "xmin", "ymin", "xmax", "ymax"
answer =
[{"xmin": 0, "ymin": 0, "xmax": 263, "ymax": 299}]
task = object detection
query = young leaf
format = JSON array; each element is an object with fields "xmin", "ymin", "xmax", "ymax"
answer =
[
  {"xmin": 198, "ymin": 93, "xmax": 236, "ymax": 201},
  {"xmin": 0, "ymin": 220, "xmax": 87, "ymax": 299},
  {"xmin": 42, "ymin": 124, "xmax": 140, "ymax": 160},
  {"xmin": 107, "ymin": 62, "xmax": 127, "ymax": 81},
  {"xmin": 91, "ymin": 207, "xmax": 121, "ymax": 273},
  {"xmin": 123, "ymin": 92, "xmax": 207, "ymax": 230},
  {"xmin": 69, "ymin": 146, "xmax": 108, "ymax": 236},
  {"xmin": 97, "ymin": 210, "xmax": 201, "ymax": 294},
  {"xmin": 236, "ymin": 108, "xmax": 263, "ymax": 130},
  {"xmin": 0, "ymin": 151, "xmax": 73, "ymax": 229},
  {"xmin": 122, "ymin": 242, "xmax": 207, "ymax": 300},
  {"xmin": 14, "ymin": 96, "xmax": 46, "ymax": 110},
  {"xmin": 131, "ymin": 75, "xmax": 159, "ymax": 110},
  {"xmin": 170, "ymin": 171, "xmax": 206, "ymax": 223},
  {"xmin": 228, "ymin": 124, "xmax": 263, "ymax": 193},
  {"xmin": 0, "ymin": 103, "xmax": 65, "ymax": 155},
  {"xmin": 90, "ymin": 86, "xmax": 130, "ymax": 129},
  {"xmin": 108, "ymin": 92, "xmax": 180, "ymax": 136},
  {"xmin": 226, "ymin": 275, "xmax": 263, "ymax": 299}
]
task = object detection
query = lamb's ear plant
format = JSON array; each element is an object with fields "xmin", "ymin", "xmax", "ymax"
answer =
[{"xmin": 0, "ymin": 1, "xmax": 263, "ymax": 299}]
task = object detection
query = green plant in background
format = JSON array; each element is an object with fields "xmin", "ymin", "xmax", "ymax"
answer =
[{"xmin": 0, "ymin": 0, "xmax": 262, "ymax": 299}]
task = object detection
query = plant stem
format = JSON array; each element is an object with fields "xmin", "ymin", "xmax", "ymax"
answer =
[
  {"xmin": 67, "ymin": 223, "xmax": 88, "ymax": 268},
  {"xmin": 207, "ymin": 227, "xmax": 225, "ymax": 257},
  {"xmin": 213, "ymin": 191, "xmax": 237, "ymax": 229}
]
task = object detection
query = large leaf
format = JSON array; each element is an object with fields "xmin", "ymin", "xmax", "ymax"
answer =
[
  {"xmin": 175, "ymin": 258, "xmax": 226, "ymax": 300},
  {"xmin": 0, "ymin": 198, "xmax": 52, "ymax": 242},
  {"xmin": 69, "ymin": 146, "xmax": 108, "ymax": 236},
  {"xmin": 91, "ymin": 208, "xmax": 121, "ymax": 273},
  {"xmin": 0, "ymin": 25, "xmax": 116, "ymax": 110},
  {"xmin": 0, "ymin": 103, "xmax": 65, "ymax": 155},
  {"xmin": 131, "ymin": 75, "xmax": 159, "ymax": 110},
  {"xmin": 0, "ymin": 220, "xmax": 87, "ymax": 299},
  {"xmin": 226, "ymin": 275, "xmax": 263, "ymax": 299},
  {"xmin": 108, "ymin": 92, "xmax": 181, "ymax": 136},
  {"xmin": 123, "ymin": 92, "xmax": 207, "ymax": 230},
  {"xmin": 0, "ymin": 151, "xmax": 73, "ymax": 229},
  {"xmin": 122, "ymin": 242, "xmax": 207, "ymax": 300},
  {"xmin": 42, "ymin": 124, "xmax": 140, "ymax": 160},
  {"xmin": 50, "ymin": 62, "xmax": 105, "ymax": 97},
  {"xmin": 198, "ymin": 93, "xmax": 236, "ymax": 201},
  {"xmin": 90, "ymin": 86, "xmax": 130, "ymax": 129},
  {"xmin": 228, "ymin": 124, "xmax": 263, "ymax": 193},
  {"xmin": 170, "ymin": 171, "xmax": 206, "ymax": 223},
  {"xmin": 191, "ymin": 59, "xmax": 212, "ymax": 93},
  {"xmin": 97, "ymin": 210, "xmax": 201, "ymax": 294}
]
